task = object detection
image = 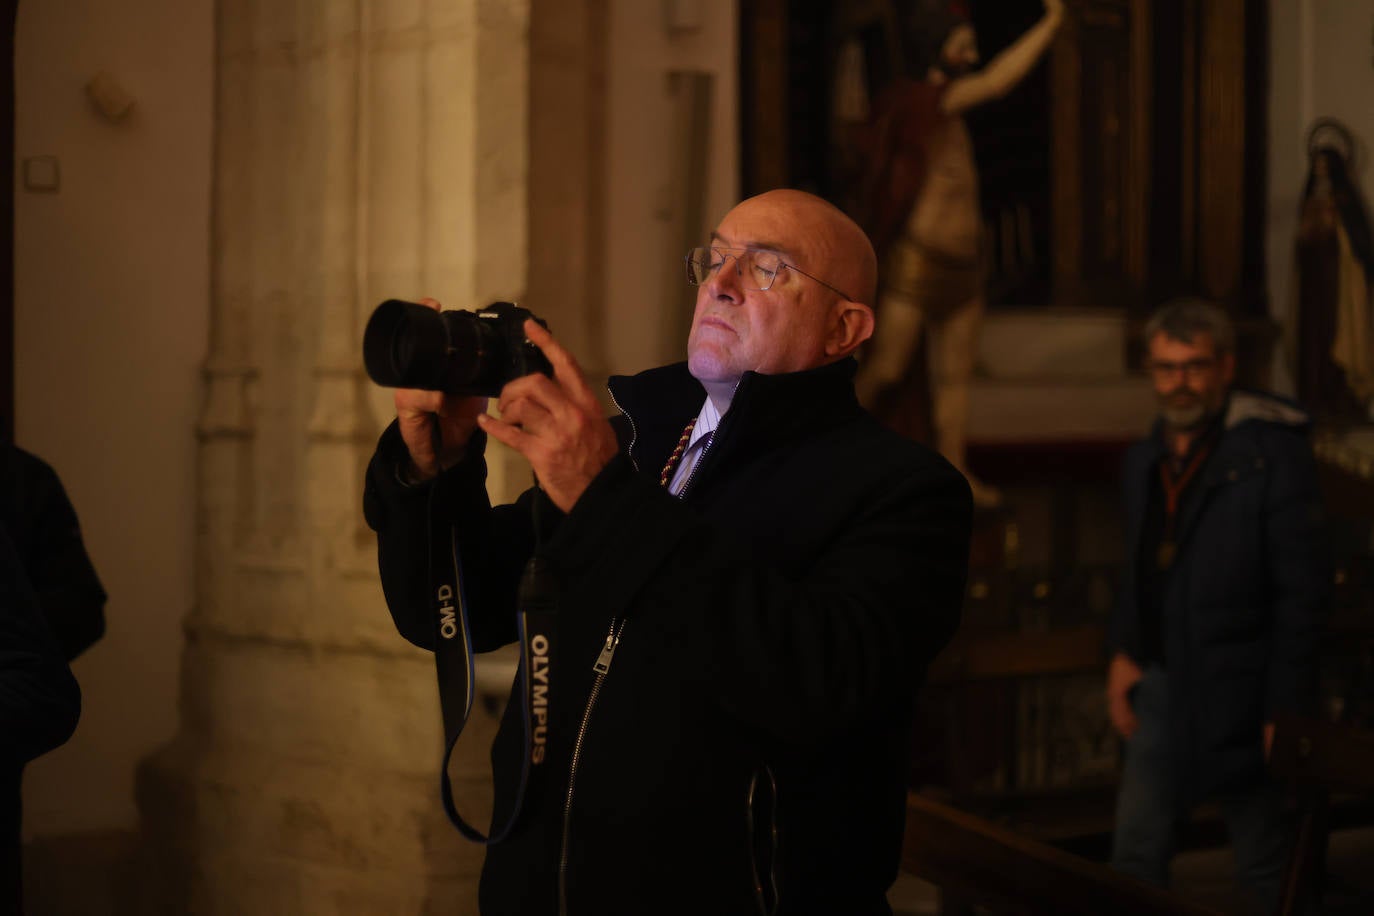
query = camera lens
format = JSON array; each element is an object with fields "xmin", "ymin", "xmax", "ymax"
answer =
[
  {"xmin": 363, "ymin": 299, "xmax": 546, "ymax": 395},
  {"xmin": 363, "ymin": 300, "xmax": 450, "ymax": 390}
]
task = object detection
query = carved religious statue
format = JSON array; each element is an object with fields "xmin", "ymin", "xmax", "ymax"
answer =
[
  {"xmin": 851, "ymin": 0, "xmax": 1063, "ymax": 507},
  {"xmin": 1295, "ymin": 118, "xmax": 1374, "ymax": 421}
]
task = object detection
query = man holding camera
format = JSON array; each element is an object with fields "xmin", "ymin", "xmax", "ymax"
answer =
[{"xmin": 364, "ymin": 189, "xmax": 971, "ymax": 914}]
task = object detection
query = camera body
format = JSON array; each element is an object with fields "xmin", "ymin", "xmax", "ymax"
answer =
[{"xmin": 363, "ymin": 299, "xmax": 552, "ymax": 396}]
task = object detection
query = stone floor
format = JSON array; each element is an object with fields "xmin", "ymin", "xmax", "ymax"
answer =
[{"xmin": 889, "ymin": 825, "xmax": 1374, "ymax": 915}]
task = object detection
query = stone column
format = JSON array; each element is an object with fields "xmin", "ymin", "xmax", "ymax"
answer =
[{"xmin": 138, "ymin": 1, "xmax": 529, "ymax": 911}]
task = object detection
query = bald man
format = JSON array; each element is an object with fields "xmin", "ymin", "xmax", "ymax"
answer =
[{"xmin": 364, "ymin": 190, "xmax": 972, "ymax": 915}]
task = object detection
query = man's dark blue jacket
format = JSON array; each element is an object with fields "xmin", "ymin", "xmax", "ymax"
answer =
[{"xmin": 1109, "ymin": 390, "xmax": 1331, "ymax": 801}]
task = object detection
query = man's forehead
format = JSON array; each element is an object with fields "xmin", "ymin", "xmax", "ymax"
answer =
[
  {"xmin": 709, "ymin": 229, "xmax": 799, "ymax": 258},
  {"xmin": 711, "ymin": 212, "xmax": 821, "ymax": 259},
  {"xmin": 1150, "ymin": 331, "xmax": 1218, "ymax": 356}
]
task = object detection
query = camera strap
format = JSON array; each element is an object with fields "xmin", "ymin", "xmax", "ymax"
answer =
[{"xmin": 428, "ymin": 479, "xmax": 556, "ymax": 845}]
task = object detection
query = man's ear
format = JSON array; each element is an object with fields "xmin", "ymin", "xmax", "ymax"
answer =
[{"xmin": 825, "ymin": 301, "xmax": 876, "ymax": 359}]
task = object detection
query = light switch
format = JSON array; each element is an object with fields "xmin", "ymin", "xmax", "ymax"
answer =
[
  {"xmin": 664, "ymin": 0, "xmax": 702, "ymax": 33},
  {"xmin": 23, "ymin": 156, "xmax": 60, "ymax": 192}
]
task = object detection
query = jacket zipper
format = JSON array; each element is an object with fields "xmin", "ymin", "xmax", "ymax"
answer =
[
  {"xmin": 687, "ymin": 379, "xmax": 742, "ymax": 492},
  {"xmin": 555, "ymin": 386, "xmax": 732, "ymax": 909},
  {"xmin": 558, "ymin": 617, "xmax": 627, "ymax": 915},
  {"xmin": 675, "ymin": 421, "xmax": 718, "ymax": 499},
  {"xmin": 608, "ymin": 388, "xmax": 639, "ymax": 472}
]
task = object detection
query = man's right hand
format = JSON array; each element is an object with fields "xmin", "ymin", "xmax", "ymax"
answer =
[
  {"xmin": 393, "ymin": 298, "xmax": 488, "ymax": 483},
  {"xmin": 1106, "ymin": 651, "xmax": 1143, "ymax": 739}
]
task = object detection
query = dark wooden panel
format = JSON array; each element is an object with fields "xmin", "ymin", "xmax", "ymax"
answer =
[
  {"xmin": 1270, "ymin": 716, "xmax": 1374, "ymax": 796},
  {"xmin": 929, "ymin": 624, "xmax": 1105, "ymax": 684},
  {"xmin": 739, "ymin": 0, "xmax": 788, "ymax": 194},
  {"xmin": 967, "ymin": 437, "xmax": 1134, "ymax": 486}
]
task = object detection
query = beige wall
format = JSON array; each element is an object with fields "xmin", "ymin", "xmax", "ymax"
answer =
[
  {"xmin": 16, "ymin": 0, "xmax": 213, "ymax": 835},
  {"xmin": 603, "ymin": 0, "xmax": 739, "ymax": 376},
  {"xmin": 1267, "ymin": 0, "xmax": 1374, "ymax": 396}
]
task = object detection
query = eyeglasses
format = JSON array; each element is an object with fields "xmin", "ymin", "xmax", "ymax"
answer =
[
  {"xmin": 684, "ymin": 247, "xmax": 855, "ymax": 302},
  {"xmin": 1146, "ymin": 358, "xmax": 1218, "ymax": 380}
]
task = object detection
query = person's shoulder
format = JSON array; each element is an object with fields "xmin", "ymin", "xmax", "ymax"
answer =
[
  {"xmin": 7, "ymin": 444, "xmax": 59, "ymax": 481},
  {"xmin": 1220, "ymin": 390, "xmax": 1321, "ymax": 473},
  {"xmin": 1224, "ymin": 389, "xmax": 1312, "ymax": 432},
  {"xmin": 1223, "ymin": 390, "xmax": 1313, "ymax": 448},
  {"xmin": 1124, "ymin": 433, "xmax": 1158, "ymax": 458},
  {"xmin": 847, "ymin": 412, "xmax": 970, "ymax": 491},
  {"xmin": 2, "ymin": 445, "xmax": 68, "ymax": 517},
  {"xmin": 1121, "ymin": 428, "xmax": 1163, "ymax": 473}
]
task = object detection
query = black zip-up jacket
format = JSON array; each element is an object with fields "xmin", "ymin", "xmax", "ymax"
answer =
[
  {"xmin": 364, "ymin": 358, "xmax": 971, "ymax": 915},
  {"xmin": 0, "ymin": 446, "xmax": 106, "ymax": 661},
  {"xmin": 1, "ymin": 524, "xmax": 81, "ymax": 913}
]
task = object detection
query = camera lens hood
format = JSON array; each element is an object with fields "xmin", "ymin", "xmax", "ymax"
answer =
[{"xmin": 363, "ymin": 299, "xmax": 450, "ymax": 390}]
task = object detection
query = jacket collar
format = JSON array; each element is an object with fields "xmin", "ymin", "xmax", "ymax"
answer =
[
  {"xmin": 1146, "ymin": 388, "xmax": 1311, "ymax": 447},
  {"xmin": 607, "ymin": 358, "xmax": 862, "ymax": 472},
  {"xmin": 1138, "ymin": 388, "xmax": 1309, "ymax": 555}
]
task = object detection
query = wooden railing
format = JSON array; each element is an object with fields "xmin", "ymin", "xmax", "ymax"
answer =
[
  {"xmin": 901, "ymin": 792, "xmax": 1222, "ymax": 916},
  {"xmin": 902, "ymin": 717, "xmax": 1374, "ymax": 916},
  {"xmin": 1269, "ymin": 715, "xmax": 1374, "ymax": 916}
]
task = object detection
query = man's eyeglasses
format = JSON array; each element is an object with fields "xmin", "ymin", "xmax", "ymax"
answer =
[
  {"xmin": 684, "ymin": 246, "xmax": 855, "ymax": 302},
  {"xmin": 1146, "ymin": 358, "xmax": 1218, "ymax": 380}
]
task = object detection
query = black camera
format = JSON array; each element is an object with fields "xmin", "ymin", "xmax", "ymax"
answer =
[{"xmin": 362, "ymin": 299, "xmax": 552, "ymax": 396}]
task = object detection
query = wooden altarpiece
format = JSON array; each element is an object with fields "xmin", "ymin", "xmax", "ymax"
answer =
[{"xmin": 739, "ymin": 0, "xmax": 1271, "ymax": 378}]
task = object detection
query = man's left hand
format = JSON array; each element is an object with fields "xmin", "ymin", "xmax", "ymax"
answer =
[{"xmin": 478, "ymin": 319, "xmax": 620, "ymax": 513}]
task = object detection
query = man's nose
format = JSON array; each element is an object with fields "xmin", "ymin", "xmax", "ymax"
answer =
[{"xmin": 707, "ymin": 254, "xmax": 744, "ymax": 300}]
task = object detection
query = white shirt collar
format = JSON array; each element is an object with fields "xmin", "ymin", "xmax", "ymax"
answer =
[
  {"xmin": 667, "ymin": 397, "xmax": 722, "ymax": 495},
  {"xmin": 689, "ymin": 397, "xmax": 721, "ymax": 448}
]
